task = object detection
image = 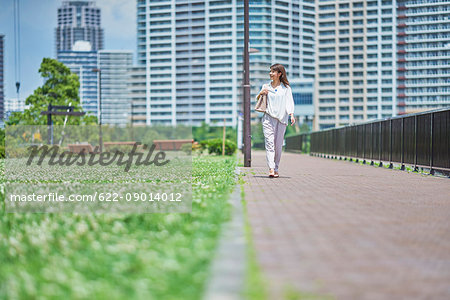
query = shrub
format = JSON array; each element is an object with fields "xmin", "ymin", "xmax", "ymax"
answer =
[
  {"xmin": 192, "ymin": 142, "xmax": 203, "ymax": 154},
  {"xmin": 202, "ymin": 138, "xmax": 236, "ymax": 156},
  {"xmin": 180, "ymin": 142, "xmax": 192, "ymax": 155}
]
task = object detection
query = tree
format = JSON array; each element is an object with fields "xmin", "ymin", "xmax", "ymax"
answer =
[{"xmin": 6, "ymin": 58, "xmax": 97, "ymax": 126}]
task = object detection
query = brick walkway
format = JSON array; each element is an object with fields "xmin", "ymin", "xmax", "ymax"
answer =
[{"xmin": 242, "ymin": 150, "xmax": 450, "ymax": 300}]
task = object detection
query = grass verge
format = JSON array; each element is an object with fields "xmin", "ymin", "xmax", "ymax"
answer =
[{"xmin": 0, "ymin": 156, "xmax": 236, "ymax": 300}]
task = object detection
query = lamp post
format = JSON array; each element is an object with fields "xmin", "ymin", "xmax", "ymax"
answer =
[
  {"xmin": 47, "ymin": 92, "xmax": 58, "ymax": 144},
  {"xmin": 243, "ymin": 0, "xmax": 251, "ymax": 167},
  {"xmin": 130, "ymin": 97, "xmax": 134, "ymax": 141},
  {"xmin": 92, "ymin": 68, "xmax": 103, "ymax": 152},
  {"xmin": 239, "ymin": 47, "xmax": 259, "ymax": 153}
]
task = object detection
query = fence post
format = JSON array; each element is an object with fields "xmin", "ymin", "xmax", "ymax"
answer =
[
  {"xmin": 355, "ymin": 126, "xmax": 359, "ymax": 163},
  {"xmin": 430, "ymin": 113, "xmax": 434, "ymax": 175},
  {"xmin": 333, "ymin": 130, "xmax": 336, "ymax": 158},
  {"xmin": 343, "ymin": 128, "xmax": 347, "ymax": 160},
  {"xmin": 363, "ymin": 124, "xmax": 366, "ymax": 164},
  {"xmin": 389, "ymin": 118, "xmax": 393, "ymax": 168},
  {"xmin": 379, "ymin": 122, "xmax": 383, "ymax": 167},
  {"xmin": 401, "ymin": 117, "xmax": 405, "ymax": 170},
  {"xmin": 370, "ymin": 123, "xmax": 374, "ymax": 165},
  {"xmin": 414, "ymin": 114, "xmax": 418, "ymax": 172}
]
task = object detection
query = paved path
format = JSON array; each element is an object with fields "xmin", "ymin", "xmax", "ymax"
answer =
[{"xmin": 242, "ymin": 151, "xmax": 450, "ymax": 300}]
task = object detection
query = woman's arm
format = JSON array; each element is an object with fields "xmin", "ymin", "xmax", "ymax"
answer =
[
  {"xmin": 286, "ymin": 86, "xmax": 295, "ymax": 114},
  {"xmin": 286, "ymin": 86, "xmax": 296, "ymax": 125}
]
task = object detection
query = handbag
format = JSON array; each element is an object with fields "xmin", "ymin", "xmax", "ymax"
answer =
[{"xmin": 255, "ymin": 93, "xmax": 267, "ymax": 112}]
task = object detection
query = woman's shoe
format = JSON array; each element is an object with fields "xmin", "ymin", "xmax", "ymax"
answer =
[
  {"xmin": 274, "ymin": 172, "xmax": 279, "ymax": 178},
  {"xmin": 269, "ymin": 169, "xmax": 275, "ymax": 177}
]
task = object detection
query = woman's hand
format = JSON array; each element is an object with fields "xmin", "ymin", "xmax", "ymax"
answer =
[
  {"xmin": 289, "ymin": 114, "xmax": 296, "ymax": 126},
  {"xmin": 259, "ymin": 88, "xmax": 269, "ymax": 97}
]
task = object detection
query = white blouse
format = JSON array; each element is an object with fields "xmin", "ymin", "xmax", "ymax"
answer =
[{"xmin": 257, "ymin": 82, "xmax": 295, "ymax": 125}]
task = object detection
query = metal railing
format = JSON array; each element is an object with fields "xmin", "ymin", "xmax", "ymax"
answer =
[
  {"xmin": 285, "ymin": 132, "xmax": 310, "ymax": 154},
  {"xmin": 285, "ymin": 108, "xmax": 450, "ymax": 174}
]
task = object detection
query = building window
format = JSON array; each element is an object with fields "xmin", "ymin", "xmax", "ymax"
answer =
[{"xmin": 293, "ymin": 93, "xmax": 313, "ymax": 105}]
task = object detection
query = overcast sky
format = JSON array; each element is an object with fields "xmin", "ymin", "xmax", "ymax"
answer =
[{"xmin": 0, "ymin": 0, "xmax": 136, "ymax": 100}]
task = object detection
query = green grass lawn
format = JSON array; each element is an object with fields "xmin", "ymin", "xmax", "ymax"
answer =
[{"xmin": 0, "ymin": 156, "xmax": 236, "ymax": 299}]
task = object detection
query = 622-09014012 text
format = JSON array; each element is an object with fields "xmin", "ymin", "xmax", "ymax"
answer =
[{"xmin": 8, "ymin": 192, "xmax": 184, "ymax": 202}]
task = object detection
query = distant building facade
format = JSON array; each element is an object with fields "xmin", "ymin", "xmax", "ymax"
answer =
[
  {"xmin": 98, "ymin": 50, "xmax": 133, "ymax": 126},
  {"xmin": 137, "ymin": 0, "xmax": 315, "ymax": 126},
  {"xmin": 55, "ymin": 1, "xmax": 104, "ymax": 52},
  {"xmin": 4, "ymin": 98, "xmax": 26, "ymax": 121},
  {"xmin": 314, "ymin": 0, "xmax": 397, "ymax": 130},
  {"xmin": 290, "ymin": 78, "xmax": 314, "ymax": 129},
  {"xmin": 128, "ymin": 66, "xmax": 146, "ymax": 126},
  {"xmin": 396, "ymin": 0, "xmax": 450, "ymax": 114},
  {"xmin": 57, "ymin": 41, "xmax": 99, "ymax": 116}
]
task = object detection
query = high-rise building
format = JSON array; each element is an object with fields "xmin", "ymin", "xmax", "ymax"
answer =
[
  {"xmin": 0, "ymin": 34, "xmax": 4, "ymax": 120},
  {"xmin": 314, "ymin": 1, "xmax": 397, "ymax": 130},
  {"xmin": 98, "ymin": 50, "xmax": 133, "ymax": 126},
  {"xmin": 55, "ymin": 1, "xmax": 104, "ymax": 52},
  {"xmin": 57, "ymin": 41, "xmax": 99, "ymax": 116},
  {"xmin": 4, "ymin": 98, "xmax": 26, "ymax": 121},
  {"xmin": 137, "ymin": 0, "xmax": 315, "ymax": 127},
  {"xmin": 128, "ymin": 66, "xmax": 146, "ymax": 126},
  {"xmin": 396, "ymin": 1, "xmax": 450, "ymax": 114},
  {"xmin": 290, "ymin": 78, "xmax": 314, "ymax": 128}
]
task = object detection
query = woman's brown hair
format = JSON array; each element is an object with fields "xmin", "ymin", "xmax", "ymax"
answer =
[{"xmin": 270, "ymin": 63, "xmax": 289, "ymax": 87}]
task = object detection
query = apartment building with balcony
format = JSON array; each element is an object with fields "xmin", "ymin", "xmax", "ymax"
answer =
[
  {"xmin": 129, "ymin": 66, "xmax": 146, "ymax": 126},
  {"xmin": 314, "ymin": 0, "xmax": 397, "ymax": 130},
  {"xmin": 98, "ymin": 50, "xmax": 133, "ymax": 126},
  {"xmin": 137, "ymin": 0, "xmax": 315, "ymax": 127},
  {"xmin": 396, "ymin": 0, "xmax": 450, "ymax": 114}
]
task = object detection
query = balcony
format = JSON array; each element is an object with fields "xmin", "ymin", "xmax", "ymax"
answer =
[
  {"xmin": 397, "ymin": 50, "xmax": 406, "ymax": 54},
  {"xmin": 397, "ymin": 76, "xmax": 406, "ymax": 80},
  {"xmin": 398, "ymin": 94, "xmax": 406, "ymax": 98},
  {"xmin": 397, "ymin": 101, "xmax": 406, "ymax": 107},
  {"xmin": 398, "ymin": 58, "xmax": 407, "ymax": 63},
  {"xmin": 397, "ymin": 23, "xmax": 407, "ymax": 28},
  {"xmin": 406, "ymin": 73, "xmax": 450, "ymax": 79},
  {"xmin": 397, "ymin": 85, "xmax": 406, "ymax": 89},
  {"xmin": 397, "ymin": 32, "xmax": 407, "ymax": 37},
  {"xmin": 398, "ymin": 15, "xmax": 407, "ymax": 19}
]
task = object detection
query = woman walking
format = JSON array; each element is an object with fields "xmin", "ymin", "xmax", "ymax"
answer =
[{"xmin": 256, "ymin": 63, "xmax": 295, "ymax": 178}]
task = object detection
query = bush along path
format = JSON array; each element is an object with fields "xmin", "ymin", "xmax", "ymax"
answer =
[{"xmin": 0, "ymin": 156, "xmax": 237, "ymax": 300}]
